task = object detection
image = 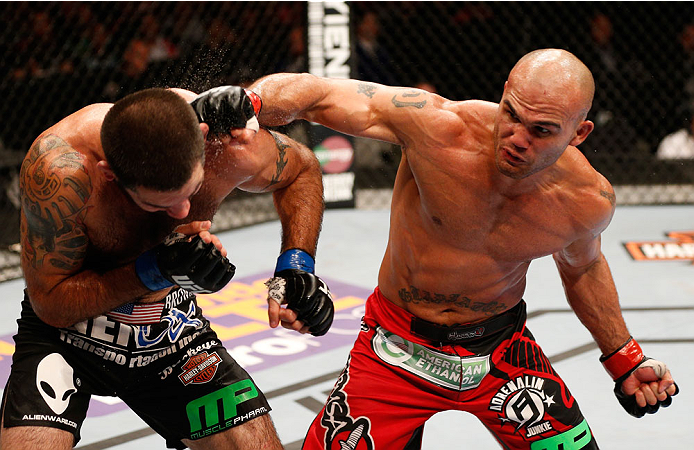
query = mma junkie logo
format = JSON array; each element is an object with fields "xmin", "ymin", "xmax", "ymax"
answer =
[{"xmin": 623, "ymin": 231, "xmax": 694, "ymax": 263}]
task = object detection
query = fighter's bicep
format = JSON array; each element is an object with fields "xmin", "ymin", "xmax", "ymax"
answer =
[
  {"xmin": 305, "ymin": 80, "xmax": 427, "ymax": 145},
  {"xmin": 20, "ymin": 135, "xmax": 92, "ymax": 284},
  {"xmin": 365, "ymin": 85, "xmax": 452, "ymax": 146}
]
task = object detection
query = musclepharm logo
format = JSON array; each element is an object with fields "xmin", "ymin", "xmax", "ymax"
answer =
[
  {"xmin": 186, "ymin": 380, "xmax": 260, "ymax": 438},
  {"xmin": 372, "ymin": 327, "xmax": 490, "ymax": 391}
]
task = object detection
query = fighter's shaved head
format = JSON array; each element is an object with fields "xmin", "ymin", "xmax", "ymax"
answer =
[{"xmin": 508, "ymin": 49, "xmax": 595, "ymax": 120}]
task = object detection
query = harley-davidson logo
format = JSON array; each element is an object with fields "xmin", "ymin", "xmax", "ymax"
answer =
[{"xmin": 178, "ymin": 351, "xmax": 222, "ymax": 385}]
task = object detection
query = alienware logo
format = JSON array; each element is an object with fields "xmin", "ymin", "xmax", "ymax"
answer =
[{"xmin": 36, "ymin": 353, "xmax": 77, "ymax": 415}]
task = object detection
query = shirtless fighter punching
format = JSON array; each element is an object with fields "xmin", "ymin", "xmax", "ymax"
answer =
[
  {"xmin": 1, "ymin": 86, "xmax": 333, "ymax": 449},
  {"xmin": 249, "ymin": 49, "xmax": 678, "ymax": 449}
]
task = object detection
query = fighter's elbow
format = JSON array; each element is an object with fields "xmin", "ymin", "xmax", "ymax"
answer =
[
  {"xmin": 31, "ymin": 302, "xmax": 69, "ymax": 328},
  {"xmin": 26, "ymin": 288, "xmax": 75, "ymax": 328}
]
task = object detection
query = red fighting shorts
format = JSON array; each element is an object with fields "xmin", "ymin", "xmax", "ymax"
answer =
[{"xmin": 302, "ymin": 288, "xmax": 598, "ymax": 450}]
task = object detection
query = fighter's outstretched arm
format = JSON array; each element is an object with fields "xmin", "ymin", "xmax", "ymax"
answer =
[
  {"xmin": 553, "ymin": 194, "xmax": 678, "ymax": 418},
  {"xmin": 251, "ymin": 73, "xmax": 455, "ymax": 147}
]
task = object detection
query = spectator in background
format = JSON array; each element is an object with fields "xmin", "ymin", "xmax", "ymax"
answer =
[
  {"xmin": 178, "ymin": 17, "xmax": 239, "ymax": 90},
  {"xmin": 82, "ymin": 22, "xmax": 119, "ymax": 72},
  {"xmin": 414, "ymin": 81, "xmax": 437, "ymax": 93},
  {"xmin": 121, "ymin": 13, "xmax": 178, "ymax": 80},
  {"xmin": 355, "ymin": 11, "xmax": 397, "ymax": 85},
  {"xmin": 275, "ymin": 26, "xmax": 306, "ymax": 74},
  {"xmin": 165, "ymin": 2, "xmax": 206, "ymax": 56},
  {"xmin": 580, "ymin": 11, "xmax": 648, "ymax": 175},
  {"xmin": 675, "ymin": 24, "xmax": 694, "ymax": 126},
  {"xmin": 11, "ymin": 10, "xmax": 72, "ymax": 81},
  {"xmin": 352, "ymin": 11, "xmax": 402, "ymax": 171},
  {"xmin": 657, "ymin": 112, "xmax": 694, "ymax": 159},
  {"xmin": 583, "ymin": 13, "xmax": 651, "ymax": 129}
]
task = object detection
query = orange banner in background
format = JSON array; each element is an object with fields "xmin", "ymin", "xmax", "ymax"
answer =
[{"xmin": 624, "ymin": 231, "xmax": 694, "ymax": 262}]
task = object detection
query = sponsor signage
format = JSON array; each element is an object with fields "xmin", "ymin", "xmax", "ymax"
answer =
[
  {"xmin": 372, "ymin": 326, "xmax": 490, "ymax": 391},
  {"xmin": 623, "ymin": 230, "xmax": 694, "ymax": 263},
  {"xmin": 307, "ymin": 0, "xmax": 356, "ymax": 208}
]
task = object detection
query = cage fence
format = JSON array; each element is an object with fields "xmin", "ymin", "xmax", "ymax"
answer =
[{"xmin": 1, "ymin": 1, "xmax": 692, "ymax": 281}]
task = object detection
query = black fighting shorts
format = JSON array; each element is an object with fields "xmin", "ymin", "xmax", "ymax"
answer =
[{"xmin": 1, "ymin": 289, "xmax": 271, "ymax": 449}]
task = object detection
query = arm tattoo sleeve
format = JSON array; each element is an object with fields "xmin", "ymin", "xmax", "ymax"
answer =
[
  {"xmin": 20, "ymin": 135, "xmax": 91, "ymax": 270},
  {"xmin": 266, "ymin": 130, "xmax": 290, "ymax": 189}
]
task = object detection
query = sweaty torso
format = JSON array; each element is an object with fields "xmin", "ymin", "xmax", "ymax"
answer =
[{"xmin": 378, "ymin": 101, "xmax": 600, "ymax": 326}]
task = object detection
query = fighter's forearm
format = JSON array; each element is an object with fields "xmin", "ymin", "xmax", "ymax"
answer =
[
  {"xmin": 251, "ymin": 73, "xmax": 322, "ymax": 127},
  {"xmin": 26, "ymin": 263, "xmax": 151, "ymax": 328},
  {"xmin": 272, "ymin": 154, "xmax": 324, "ymax": 257},
  {"xmin": 557, "ymin": 253, "xmax": 631, "ymax": 355}
]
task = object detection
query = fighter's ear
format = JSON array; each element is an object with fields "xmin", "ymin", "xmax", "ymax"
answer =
[
  {"xmin": 570, "ymin": 120, "xmax": 594, "ymax": 147},
  {"xmin": 199, "ymin": 122, "xmax": 210, "ymax": 141},
  {"xmin": 96, "ymin": 160, "xmax": 116, "ymax": 181}
]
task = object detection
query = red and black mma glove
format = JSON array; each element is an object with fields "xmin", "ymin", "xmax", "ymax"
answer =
[
  {"xmin": 136, "ymin": 233, "xmax": 235, "ymax": 294},
  {"xmin": 600, "ymin": 336, "xmax": 679, "ymax": 418},
  {"xmin": 189, "ymin": 86, "xmax": 262, "ymax": 135},
  {"xmin": 265, "ymin": 249, "xmax": 335, "ymax": 337}
]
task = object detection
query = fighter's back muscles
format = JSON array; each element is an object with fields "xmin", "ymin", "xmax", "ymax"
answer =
[{"xmin": 20, "ymin": 134, "xmax": 147, "ymax": 328}]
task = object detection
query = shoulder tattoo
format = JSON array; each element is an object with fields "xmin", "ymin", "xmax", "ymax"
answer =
[
  {"xmin": 20, "ymin": 135, "xmax": 91, "ymax": 270},
  {"xmin": 600, "ymin": 189, "xmax": 616, "ymax": 207},
  {"xmin": 357, "ymin": 82, "xmax": 378, "ymax": 98},
  {"xmin": 267, "ymin": 130, "xmax": 290, "ymax": 188},
  {"xmin": 391, "ymin": 89, "xmax": 427, "ymax": 109}
]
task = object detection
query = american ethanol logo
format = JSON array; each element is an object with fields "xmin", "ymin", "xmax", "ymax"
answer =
[{"xmin": 371, "ymin": 326, "xmax": 489, "ymax": 391}]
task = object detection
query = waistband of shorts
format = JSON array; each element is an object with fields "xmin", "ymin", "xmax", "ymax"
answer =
[{"xmin": 366, "ymin": 287, "xmax": 525, "ymax": 347}]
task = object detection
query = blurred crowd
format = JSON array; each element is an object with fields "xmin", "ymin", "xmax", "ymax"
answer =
[{"xmin": 1, "ymin": 1, "xmax": 694, "ymax": 172}]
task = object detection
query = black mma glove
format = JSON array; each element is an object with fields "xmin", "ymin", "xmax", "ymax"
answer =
[
  {"xmin": 136, "ymin": 233, "xmax": 235, "ymax": 294},
  {"xmin": 600, "ymin": 337, "xmax": 679, "ymax": 418},
  {"xmin": 265, "ymin": 249, "xmax": 335, "ymax": 336},
  {"xmin": 189, "ymin": 86, "xmax": 262, "ymax": 135}
]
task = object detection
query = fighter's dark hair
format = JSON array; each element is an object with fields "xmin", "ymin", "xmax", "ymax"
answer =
[{"xmin": 100, "ymin": 88, "xmax": 204, "ymax": 190}]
